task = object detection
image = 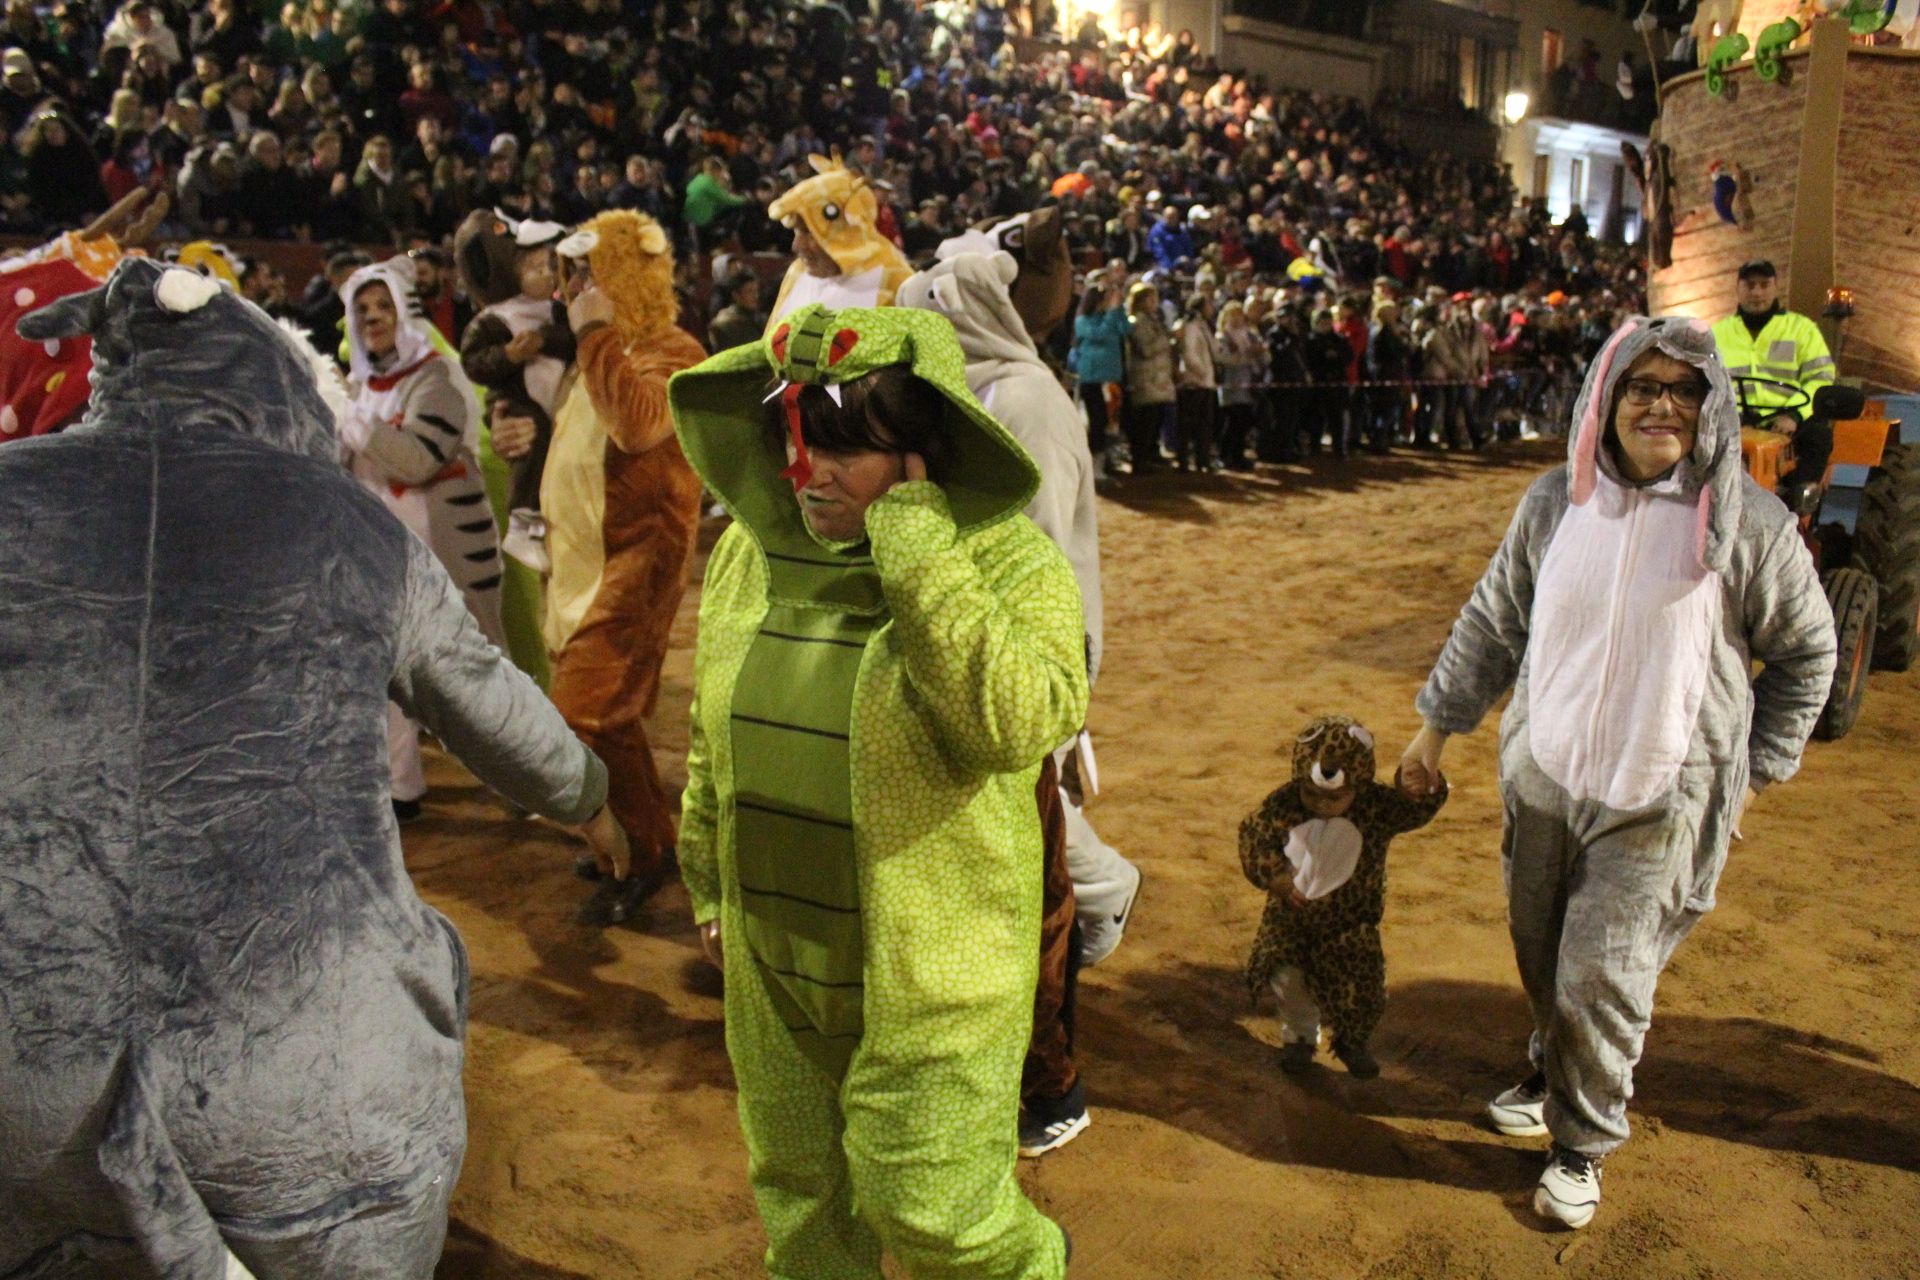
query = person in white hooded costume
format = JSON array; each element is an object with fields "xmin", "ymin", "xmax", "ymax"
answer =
[
  {"xmin": 341, "ymin": 257, "xmax": 506, "ymax": 812},
  {"xmin": 1398, "ymin": 315, "xmax": 1835, "ymax": 1229}
]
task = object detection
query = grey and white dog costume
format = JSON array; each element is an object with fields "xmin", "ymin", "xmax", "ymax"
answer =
[
  {"xmin": 0, "ymin": 258, "xmax": 606, "ymax": 1279},
  {"xmin": 898, "ymin": 250, "xmax": 1143, "ymax": 963},
  {"xmin": 1416, "ymin": 315, "xmax": 1835, "ymax": 1158}
]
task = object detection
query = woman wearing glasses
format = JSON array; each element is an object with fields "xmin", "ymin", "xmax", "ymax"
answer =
[{"xmin": 1395, "ymin": 317, "xmax": 1835, "ymax": 1230}]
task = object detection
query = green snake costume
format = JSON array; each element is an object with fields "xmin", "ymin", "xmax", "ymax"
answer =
[{"xmin": 668, "ymin": 305, "xmax": 1087, "ymax": 1279}]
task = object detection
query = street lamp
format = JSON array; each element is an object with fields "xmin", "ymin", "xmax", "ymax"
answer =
[{"xmin": 1504, "ymin": 90, "xmax": 1532, "ymax": 124}]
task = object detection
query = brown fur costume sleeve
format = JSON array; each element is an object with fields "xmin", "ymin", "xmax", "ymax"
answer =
[{"xmin": 575, "ymin": 325, "xmax": 698, "ymax": 455}]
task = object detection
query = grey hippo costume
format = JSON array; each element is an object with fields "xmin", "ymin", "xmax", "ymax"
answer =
[
  {"xmin": 1417, "ymin": 315, "xmax": 1836, "ymax": 1164},
  {"xmin": 0, "ymin": 258, "xmax": 606, "ymax": 1279}
]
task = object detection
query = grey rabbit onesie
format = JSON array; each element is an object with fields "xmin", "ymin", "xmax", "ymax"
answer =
[
  {"xmin": 1415, "ymin": 315, "xmax": 1835, "ymax": 1159},
  {"xmin": 0, "ymin": 259, "xmax": 607, "ymax": 1279}
]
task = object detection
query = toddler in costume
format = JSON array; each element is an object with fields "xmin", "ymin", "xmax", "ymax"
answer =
[
  {"xmin": 1241, "ymin": 715, "xmax": 1447, "ymax": 1077},
  {"xmin": 456, "ymin": 208, "xmax": 576, "ymax": 570}
]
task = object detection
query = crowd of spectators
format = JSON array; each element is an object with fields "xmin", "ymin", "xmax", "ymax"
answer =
[{"xmin": 2, "ymin": 0, "xmax": 1653, "ymax": 460}]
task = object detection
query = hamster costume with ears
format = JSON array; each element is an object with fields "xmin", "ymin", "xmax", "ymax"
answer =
[
  {"xmin": 0, "ymin": 259, "xmax": 606, "ymax": 1279},
  {"xmin": 1241, "ymin": 716, "xmax": 1447, "ymax": 1064},
  {"xmin": 764, "ymin": 154, "xmax": 913, "ymax": 331},
  {"xmin": 1416, "ymin": 315, "xmax": 1835, "ymax": 1157},
  {"xmin": 544, "ymin": 209, "xmax": 707, "ymax": 905}
]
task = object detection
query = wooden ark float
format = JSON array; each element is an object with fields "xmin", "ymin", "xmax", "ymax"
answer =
[{"xmin": 1649, "ymin": 17, "xmax": 1920, "ymax": 393}]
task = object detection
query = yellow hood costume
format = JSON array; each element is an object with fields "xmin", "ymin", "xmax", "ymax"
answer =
[{"xmin": 764, "ymin": 155, "xmax": 912, "ymax": 332}]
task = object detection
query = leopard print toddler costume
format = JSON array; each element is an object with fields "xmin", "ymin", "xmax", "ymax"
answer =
[{"xmin": 1241, "ymin": 715, "xmax": 1447, "ymax": 1058}]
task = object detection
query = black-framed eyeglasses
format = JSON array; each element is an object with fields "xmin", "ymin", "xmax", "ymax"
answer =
[{"xmin": 1621, "ymin": 377, "xmax": 1707, "ymax": 410}]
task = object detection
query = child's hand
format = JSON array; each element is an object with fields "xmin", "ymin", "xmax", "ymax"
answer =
[
  {"xmin": 1394, "ymin": 763, "xmax": 1443, "ymax": 800},
  {"xmin": 505, "ymin": 329, "xmax": 544, "ymax": 363},
  {"xmin": 489, "ymin": 398, "xmax": 537, "ymax": 459},
  {"xmin": 1286, "ymin": 884, "xmax": 1309, "ymax": 910}
]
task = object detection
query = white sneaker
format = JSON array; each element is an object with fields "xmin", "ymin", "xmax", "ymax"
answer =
[
  {"xmin": 1486, "ymin": 1069, "xmax": 1549, "ymax": 1136},
  {"xmin": 1077, "ymin": 862, "xmax": 1142, "ymax": 968},
  {"xmin": 1534, "ymin": 1145, "xmax": 1603, "ymax": 1229}
]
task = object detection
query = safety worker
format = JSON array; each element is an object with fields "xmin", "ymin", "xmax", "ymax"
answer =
[{"xmin": 1710, "ymin": 259, "xmax": 1837, "ymax": 489}]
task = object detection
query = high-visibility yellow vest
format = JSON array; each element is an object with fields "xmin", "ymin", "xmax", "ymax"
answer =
[{"xmin": 1711, "ymin": 309, "xmax": 1835, "ymax": 419}]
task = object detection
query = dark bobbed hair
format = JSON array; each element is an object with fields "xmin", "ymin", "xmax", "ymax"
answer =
[{"xmin": 763, "ymin": 366, "xmax": 955, "ymax": 484}]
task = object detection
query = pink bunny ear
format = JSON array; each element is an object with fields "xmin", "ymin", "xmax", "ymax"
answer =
[{"xmin": 1571, "ymin": 325, "xmax": 1637, "ymax": 505}]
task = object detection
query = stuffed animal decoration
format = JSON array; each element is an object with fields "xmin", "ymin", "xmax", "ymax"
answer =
[
  {"xmin": 1240, "ymin": 715, "xmax": 1447, "ymax": 1077},
  {"xmin": 0, "ymin": 256, "xmax": 606, "ymax": 1278},
  {"xmin": 763, "ymin": 153, "xmax": 913, "ymax": 330},
  {"xmin": 1709, "ymin": 160, "xmax": 1756, "ymax": 229},
  {"xmin": 1623, "ymin": 137, "xmax": 1678, "ymax": 270}
]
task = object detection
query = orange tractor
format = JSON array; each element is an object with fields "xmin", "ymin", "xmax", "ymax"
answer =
[{"xmin": 1739, "ymin": 381, "xmax": 1919, "ymax": 740}]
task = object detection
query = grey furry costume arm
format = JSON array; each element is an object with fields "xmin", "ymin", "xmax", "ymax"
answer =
[
  {"xmin": 390, "ymin": 535, "xmax": 607, "ymax": 821},
  {"xmin": 1415, "ymin": 470, "xmax": 1566, "ymax": 734},
  {"xmin": 1741, "ymin": 509, "xmax": 1836, "ymax": 787}
]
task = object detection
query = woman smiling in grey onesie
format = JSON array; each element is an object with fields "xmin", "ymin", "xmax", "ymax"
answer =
[{"xmin": 1397, "ymin": 315, "xmax": 1836, "ymax": 1230}]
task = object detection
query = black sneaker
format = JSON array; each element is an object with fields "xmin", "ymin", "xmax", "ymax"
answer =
[
  {"xmin": 1333, "ymin": 1039, "xmax": 1379, "ymax": 1079},
  {"xmin": 574, "ymin": 853, "xmax": 604, "ymax": 882},
  {"xmin": 1019, "ymin": 1079, "xmax": 1089, "ymax": 1158},
  {"xmin": 1278, "ymin": 1040, "xmax": 1315, "ymax": 1074},
  {"xmin": 576, "ymin": 849, "xmax": 677, "ymax": 927},
  {"xmin": 392, "ymin": 798, "xmax": 423, "ymax": 824}
]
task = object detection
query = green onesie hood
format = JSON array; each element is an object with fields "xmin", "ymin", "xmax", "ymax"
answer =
[{"xmin": 668, "ymin": 303, "xmax": 1040, "ymax": 559}]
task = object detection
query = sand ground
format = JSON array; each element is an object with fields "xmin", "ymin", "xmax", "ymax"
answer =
[{"xmin": 414, "ymin": 443, "xmax": 1920, "ymax": 1280}]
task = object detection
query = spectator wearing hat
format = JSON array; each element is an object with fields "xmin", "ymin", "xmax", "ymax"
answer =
[
  {"xmin": 1710, "ymin": 259, "xmax": 1838, "ymax": 489},
  {"xmin": 0, "ymin": 46, "xmax": 43, "ymax": 134}
]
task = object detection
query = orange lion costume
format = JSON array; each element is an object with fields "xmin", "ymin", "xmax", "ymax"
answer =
[
  {"xmin": 547, "ymin": 210, "xmax": 708, "ymax": 921},
  {"xmin": 764, "ymin": 154, "xmax": 913, "ymax": 332}
]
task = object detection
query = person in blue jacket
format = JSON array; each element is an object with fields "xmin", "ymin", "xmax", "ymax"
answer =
[
  {"xmin": 1071, "ymin": 277, "xmax": 1129, "ymax": 473},
  {"xmin": 1148, "ymin": 205, "xmax": 1195, "ymax": 272}
]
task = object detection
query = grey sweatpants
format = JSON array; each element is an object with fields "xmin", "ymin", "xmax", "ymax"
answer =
[{"xmin": 1502, "ymin": 752, "xmax": 1708, "ymax": 1158}]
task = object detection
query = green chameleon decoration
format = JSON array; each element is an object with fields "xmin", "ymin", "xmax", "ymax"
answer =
[
  {"xmin": 1835, "ymin": 0, "xmax": 1895, "ymax": 36},
  {"xmin": 1706, "ymin": 32, "xmax": 1750, "ymax": 97},
  {"xmin": 1754, "ymin": 17, "xmax": 1802, "ymax": 82}
]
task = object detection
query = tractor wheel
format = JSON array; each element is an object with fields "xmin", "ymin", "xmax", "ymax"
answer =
[
  {"xmin": 1850, "ymin": 441, "xmax": 1920, "ymax": 671},
  {"xmin": 1815, "ymin": 568, "xmax": 1878, "ymax": 742}
]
